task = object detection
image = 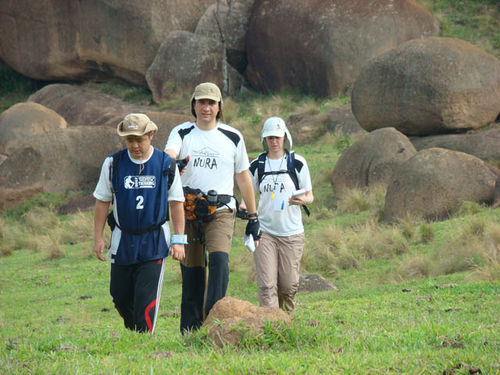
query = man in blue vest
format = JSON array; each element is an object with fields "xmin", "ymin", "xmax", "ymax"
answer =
[{"xmin": 93, "ymin": 113, "xmax": 186, "ymax": 334}]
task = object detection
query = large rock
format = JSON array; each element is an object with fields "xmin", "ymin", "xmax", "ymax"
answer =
[
  {"xmin": 201, "ymin": 296, "xmax": 290, "ymax": 347},
  {"xmin": 194, "ymin": 1, "xmax": 254, "ymax": 74},
  {"xmin": 27, "ymin": 83, "xmax": 191, "ymax": 145},
  {"xmin": 0, "ymin": 126, "xmax": 123, "ymax": 194},
  {"xmin": 144, "ymin": 111, "xmax": 192, "ymax": 147},
  {"xmin": 299, "ymin": 274, "xmax": 337, "ymax": 293},
  {"xmin": 0, "ymin": 102, "xmax": 67, "ymax": 155},
  {"xmin": 287, "ymin": 112, "xmax": 328, "ymax": 145},
  {"xmin": 326, "ymin": 106, "xmax": 366, "ymax": 135},
  {"xmin": 0, "ymin": 0, "xmax": 214, "ymax": 84},
  {"xmin": 284, "ymin": 104, "xmax": 365, "ymax": 146},
  {"xmin": 246, "ymin": 0, "xmax": 438, "ymax": 96},
  {"xmin": 28, "ymin": 84, "xmax": 132, "ymax": 127},
  {"xmin": 352, "ymin": 37, "xmax": 500, "ymax": 135},
  {"xmin": 331, "ymin": 128, "xmax": 416, "ymax": 195},
  {"xmin": 410, "ymin": 128, "xmax": 500, "ymax": 163},
  {"xmin": 146, "ymin": 31, "xmax": 244, "ymax": 103},
  {"xmin": 384, "ymin": 148, "xmax": 497, "ymax": 222}
]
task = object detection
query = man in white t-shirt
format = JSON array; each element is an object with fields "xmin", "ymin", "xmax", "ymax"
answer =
[{"xmin": 165, "ymin": 82, "xmax": 261, "ymax": 333}]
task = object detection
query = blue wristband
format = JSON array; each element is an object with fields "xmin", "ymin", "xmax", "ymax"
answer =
[{"xmin": 171, "ymin": 234, "xmax": 188, "ymax": 245}]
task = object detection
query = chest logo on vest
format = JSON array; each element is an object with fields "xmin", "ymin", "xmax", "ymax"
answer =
[{"xmin": 124, "ymin": 175, "xmax": 156, "ymax": 189}]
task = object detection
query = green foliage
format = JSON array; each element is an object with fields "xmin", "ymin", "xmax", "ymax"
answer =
[
  {"xmin": 82, "ymin": 78, "xmax": 154, "ymax": 107},
  {"xmin": 4, "ymin": 192, "xmax": 66, "ymax": 220},
  {"xmin": 0, "ymin": 65, "xmax": 41, "ymax": 113},
  {"xmin": 416, "ymin": 0, "xmax": 500, "ymax": 57}
]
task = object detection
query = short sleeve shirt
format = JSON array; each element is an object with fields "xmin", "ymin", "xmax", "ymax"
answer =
[
  {"xmin": 249, "ymin": 152, "xmax": 312, "ymax": 236},
  {"xmin": 165, "ymin": 121, "xmax": 250, "ymax": 209}
]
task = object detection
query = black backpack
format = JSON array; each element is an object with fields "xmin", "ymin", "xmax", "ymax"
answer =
[{"xmin": 256, "ymin": 150, "xmax": 310, "ymax": 216}]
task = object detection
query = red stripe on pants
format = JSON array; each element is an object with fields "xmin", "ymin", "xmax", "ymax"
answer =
[{"xmin": 145, "ymin": 299, "xmax": 157, "ymax": 333}]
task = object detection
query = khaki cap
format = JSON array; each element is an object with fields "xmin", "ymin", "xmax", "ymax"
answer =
[
  {"xmin": 117, "ymin": 113, "xmax": 158, "ymax": 136},
  {"xmin": 191, "ymin": 82, "xmax": 223, "ymax": 103}
]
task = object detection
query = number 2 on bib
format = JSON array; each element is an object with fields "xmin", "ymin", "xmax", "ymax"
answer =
[{"xmin": 136, "ymin": 195, "xmax": 144, "ymax": 210}]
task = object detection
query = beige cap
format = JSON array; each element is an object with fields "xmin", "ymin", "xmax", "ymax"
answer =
[
  {"xmin": 117, "ymin": 113, "xmax": 158, "ymax": 136},
  {"xmin": 191, "ymin": 82, "xmax": 223, "ymax": 103}
]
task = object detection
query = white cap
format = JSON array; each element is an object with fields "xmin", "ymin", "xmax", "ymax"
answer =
[{"xmin": 260, "ymin": 116, "xmax": 293, "ymax": 150}]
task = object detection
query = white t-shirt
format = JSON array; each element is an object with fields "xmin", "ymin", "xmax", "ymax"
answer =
[
  {"xmin": 249, "ymin": 152, "xmax": 312, "ymax": 236},
  {"xmin": 165, "ymin": 121, "xmax": 250, "ymax": 209}
]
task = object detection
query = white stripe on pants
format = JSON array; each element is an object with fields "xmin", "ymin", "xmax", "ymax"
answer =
[{"xmin": 253, "ymin": 231, "xmax": 304, "ymax": 312}]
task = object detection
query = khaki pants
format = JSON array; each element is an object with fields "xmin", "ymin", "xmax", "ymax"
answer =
[
  {"xmin": 182, "ymin": 209, "xmax": 235, "ymax": 267},
  {"xmin": 253, "ymin": 231, "xmax": 305, "ymax": 312}
]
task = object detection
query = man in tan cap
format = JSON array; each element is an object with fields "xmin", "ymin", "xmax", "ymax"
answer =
[
  {"xmin": 93, "ymin": 113, "xmax": 186, "ymax": 334},
  {"xmin": 165, "ymin": 82, "xmax": 261, "ymax": 333}
]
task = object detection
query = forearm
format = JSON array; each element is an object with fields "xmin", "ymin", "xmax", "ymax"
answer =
[
  {"xmin": 236, "ymin": 171, "xmax": 257, "ymax": 214},
  {"xmin": 304, "ymin": 190, "xmax": 314, "ymax": 204},
  {"xmin": 169, "ymin": 200, "xmax": 185, "ymax": 234},
  {"xmin": 165, "ymin": 148, "xmax": 177, "ymax": 159},
  {"xmin": 94, "ymin": 200, "xmax": 110, "ymax": 240}
]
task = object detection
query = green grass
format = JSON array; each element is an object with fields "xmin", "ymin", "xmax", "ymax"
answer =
[
  {"xmin": 1, "ymin": 140, "xmax": 499, "ymax": 373},
  {"xmin": 1, "ymin": 239, "xmax": 498, "ymax": 373},
  {"xmin": 416, "ymin": 0, "xmax": 499, "ymax": 57}
]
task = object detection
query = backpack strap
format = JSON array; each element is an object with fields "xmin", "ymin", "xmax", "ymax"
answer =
[
  {"xmin": 257, "ymin": 152, "xmax": 267, "ymax": 185},
  {"xmin": 286, "ymin": 150, "xmax": 300, "ymax": 191},
  {"xmin": 109, "ymin": 149, "xmax": 125, "ymax": 196},
  {"xmin": 165, "ymin": 154, "xmax": 176, "ymax": 191},
  {"xmin": 287, "ymin": 151, "xmax": 310, "ymax": 216}
]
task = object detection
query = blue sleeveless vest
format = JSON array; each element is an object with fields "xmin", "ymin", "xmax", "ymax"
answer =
[{"xmin": 111, "ymin": 148, "xmax": 171, "ymax": 265}]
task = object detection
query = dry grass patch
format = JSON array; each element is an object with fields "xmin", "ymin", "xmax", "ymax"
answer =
[
  {"xmin": 417, "ymin": 222, "xmax": 435, "ymax": 244},
  {"xmin": 467, "ymin": 221, "xmax": 500, "ymax": 281},
  {"xmin": 336, "ymin": 185, "xmax": 386, "ymax": 218},
  {"xmin": 0, "ymin": 218, "xmax": 12, "ymax": 256},
  {"xmin": 302, "ymin": 224, "xmax": 345, "ymax": 276},
  {"xmin": 0, "ymin": 206, "xmax": 66, "ymax": 259},
  {"xmin": 397, "ymin": 254, "xmax": 432, "ymax": 279},
  {"xmin": 60, "ymin": 210, "xmax": 94, "ymax": 244},
  {"xmin": 23, "ymin": 206, "xmax": 60, "ymax": 235},
  {"xmin": 346, "ymin": 220, "xmax": 410, "ymax": 261},
  {"xmin": 432, "ymin": 218, "xmax": 498, "ymax": 278},
  {"xmin": 396, "ymin": 218, "xmax": 500, "ymax": 282},
  {"xmin": 303, "ymin": 219, "xmax": 413, "ymax": 276}
]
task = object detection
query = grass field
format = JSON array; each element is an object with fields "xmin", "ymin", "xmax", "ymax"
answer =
[
  {"xmin": 0, "ymin": 207, "xmax": 499, "ymax": 374},
  {"xmin": 1, "ymin": 141, "xmax": 499, "ymax": 374}
]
